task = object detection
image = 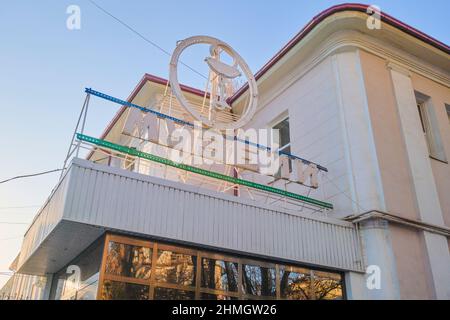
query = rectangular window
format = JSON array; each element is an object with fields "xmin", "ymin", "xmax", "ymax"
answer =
[
  {"xmin": 201, "ymin": 258, "xmax": 239, "ymax": 292},
  {"xmin": 311, "ymin": 270, "xmax": 343, "ymax": 300},
  {"xmin": 51, "ymin": 238, "xmax": 104, "ymax": 300},
  {"xmin": 242, "ymin": 264, "xmax": 276, "ymax": 297},
  {"xmin": 95, "ymin": 233, "xmax": 345, "ymax": 300},
  {"xmin": 105, "ymin": 241, "xmax": 152, "ymax": 280},
  {"xmin": 200, "ymin": 293, "xmax": 238, "ymax": 300},
  {"xmin": 446, "ymin": 104, "xmax": 450, "ymax": 124},
  {"xmin": 415, "ymin": 92, "xmax": 447, "ymax": 162},
  {"xmin": 279, "ymin": 266, "xmax": 311, "ymax": 300},
  {"xmin": 101, "ymin": 280, "xmax": 149, "ymax": 300},
  {"xmin": 272, "ymin": 117, "xmax": 291, "ymax": 174},
  {"xmin": 273, "ymin": 117, "xmax": 291, "ymax": 150},
  {"xmin": 155, "ymin": 249, "xmax": 197, "ymax": 287},
  {"xmin": 153, "ymin": 287, "xmax": 195, "ymax": 300}
]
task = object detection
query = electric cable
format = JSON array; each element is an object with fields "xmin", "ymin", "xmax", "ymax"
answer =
[
  {"xmin": 0, "ymin": 169, "xmax": 63, "ymax": 185},
  {"xmin": 88, "ymin": 0, "xmax": 208, "ymax": 80}
]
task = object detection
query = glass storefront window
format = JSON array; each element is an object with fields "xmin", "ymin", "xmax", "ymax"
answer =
[
  {"xmin": 75, "ymin": 273, "xmax": 99, "ymax": 300},
  {"xmin": 51, "ymin": 237, "xmax": 104, "ymax": 300},
  {"xmin": 101, "ymin": 280, "xmax": 149, "ymax": 300},
  {"xmin": 105, "ymin": 241, "xmax": 152, "ymax": 280},
  {"xmin": 242, "ymin": 264, "xmax": 276, "ymax": 297},
  {"xmin": 89, "ymin": 233, "xmax": 345, "ymax": 300},
  {"xmin": 201, "ymin": 258, "xmax": 238, "ymax": 292},
  {"xmin": 155, "ymin": 249, "xmax": 196, "ymax": 287},
  {"xmin": 201, "ymin": 293, "xmax": 238, "ymax": 300},
  {"xmin": 279, "ymin": 266, "xmax": 311, "ymax": 300},
  {"xmin": 311, "ymin": 270, "xmax": 343, "ymax": 300},
  {"xmin": 153, "ymin": 287, "xmax": 195, "ymax": 300}
]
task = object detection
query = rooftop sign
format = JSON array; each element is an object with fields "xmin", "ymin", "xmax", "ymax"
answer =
[{"xmin": 169, "ymin": 36, "xmax": 259, "ymax": 130}]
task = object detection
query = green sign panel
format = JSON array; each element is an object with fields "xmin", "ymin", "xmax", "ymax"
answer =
[{"xmin": 76, "ymin": 133, "xmax": 333, "ymax": 210}]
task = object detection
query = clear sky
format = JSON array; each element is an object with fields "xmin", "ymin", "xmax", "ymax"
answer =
[{"xmin": 0, "ymin": 0, "xmax": 449, "ymax": 289}]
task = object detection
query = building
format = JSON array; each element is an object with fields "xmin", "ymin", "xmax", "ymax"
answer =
[{"xmin": 2, "ymin": 3, "xmax": 449, "ymax": 300}]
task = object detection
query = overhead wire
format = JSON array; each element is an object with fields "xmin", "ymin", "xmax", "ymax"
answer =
[
  {"xmin": 0, "ymin": 169, "xmax": 63, "ymax": 185},
  {"xmin": 87, "ymin": 0, "xmax": 208, "ymax": 80},
  {"xmin": 0, "ymin": 206, "xmax": 40, "ymax": 210}
]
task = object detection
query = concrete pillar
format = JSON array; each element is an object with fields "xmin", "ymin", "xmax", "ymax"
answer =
[
  {"xmin": 345, "ymin": 272, "xmax": 367, "ymax": 300},
  {"xmin": 388, "ymin": 62, "xmax": 450, "ymax": 299},
  {"xmin": 333, "ymin": 50, "xmax": 400, "ymax": 299},
  {"xmin": 359, "ymin": 219, "xmax": 400, "ymax": 299}
]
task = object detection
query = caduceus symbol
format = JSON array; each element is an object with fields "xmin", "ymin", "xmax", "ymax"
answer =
[
  {"xmin": 169, "ymin": 36, "xmax": 258, "ymax": 130},
  {"xmin": 205, "ymin": 45, "xmax": 241, "ymax": 115}
]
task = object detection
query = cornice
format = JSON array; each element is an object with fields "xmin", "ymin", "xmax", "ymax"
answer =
[
  {"xmin": 345, "ymin": 210, "xmax": 450, "ymax": 237},
  {"xmin": 386, "ymin": 62, "xmax": 411, "ymax": 77},
  {"xmin": 253, "ymin": 29, "xmax": 450, "ymax": 116},
  {"xmin": 230, "ymin": 5, "xmax": 449, "ymax": 104}
]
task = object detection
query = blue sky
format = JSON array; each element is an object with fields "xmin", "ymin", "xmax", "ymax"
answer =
[{"xmin": 0, "ymin": 0, "xmax": 449, "ymax": 288}]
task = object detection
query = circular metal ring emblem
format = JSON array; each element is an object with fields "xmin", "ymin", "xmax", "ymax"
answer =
[{"xmin": 169, "ymin": 36, "xmax": 258, "ymax": 130}]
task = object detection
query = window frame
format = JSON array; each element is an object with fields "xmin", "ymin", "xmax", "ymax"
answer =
[
  {"xmin": 98, "ymin": 234, "xmax": 155, "ymax": 299},
  {"xmin": 415, "ymin": 92, "xmax": 447, "ymax": 163},
  {"xmin": 445, "ymin": 103, "xmax": 450, "ymax": 124},
  {"xmin": 199, "ymin": 255, "xmax": 240, "ymax": 295},
  {"xmin": 50, "ymin": 236, "xmax": 104, "ymax": 300},
  {"xmin": 270, "ymin": 115, "xmax": 292, "ymax": 176},
  {"xmin": 97, "ymin": 233, "xmax": 345, "ymax": 300},
  {"xmin": 271, "ymin": 116, "xmax": 291, "ymax": 152}
]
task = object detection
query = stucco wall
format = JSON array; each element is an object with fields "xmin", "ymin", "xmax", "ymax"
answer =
[
  {"xmin": 388, "ymin": 224, "xmax": 434, "ymax": 299},
  {"xmin": 358, "ymin": 50, "xmax": 420, "ymax": 221},
  {"xmin": 409, "ymin": 72, "xmax": 450, "ymax": 229},
  {"xmin": 243, "ymin": 55, "xmax": 353, "ymax": 217},
  {"xmin": 359, "ymin": 49, "xmax": 450, "ymax": 299}
]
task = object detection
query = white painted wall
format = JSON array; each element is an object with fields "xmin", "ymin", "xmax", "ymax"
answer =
[
  {"xmin": 243, "ymin": 56, "xmax": 352, "ymax": 216},
  {"xmin": 245, "ymin": 48, "xmax": 406, "ymax": 299},
  {"xmin": 245, "ymin": 50, "xmax": 387, "ymax": 218}
]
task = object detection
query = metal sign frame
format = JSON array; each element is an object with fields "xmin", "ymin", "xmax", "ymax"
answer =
[{"xmin": 169, "ymin": 36, "xmax": 258, "ymax": 130}]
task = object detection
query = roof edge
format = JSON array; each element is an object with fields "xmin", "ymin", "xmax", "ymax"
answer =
[
  {"xmin": 229, "ymin": 3, "xmax": 450, "ymax": 103},
  {"xmin": 90, "ymin": 73, "xmax": 206, "ymax": 156},
  {"xmin": 87, "ymin": 73, "xmax": 205, "ymax": 160},
  {"xmin": 90, "ymin": 3, "xmax": 449, "ymax": 151}
]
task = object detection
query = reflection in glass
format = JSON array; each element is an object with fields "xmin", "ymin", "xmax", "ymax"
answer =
[
  {"xmin": 312, "ymin": 271, "xmax": 343, "ymax": 300},
  {"xmin": 105, "ymin": 241, "xmax": 152, "ymax": 280},
  {"xmin": 93, "ymin": 236, "xmax": 346, "ymax": 300},
  {"xmin": 101, "ymin": 280, "xmax": 149, "ymax": 300},
  {"xmin": 154, "ymin": 287, "xmax": 195, "ymax": 300},
  {"xmin": 242, "ymin": 264, "xmax": 276, "ymax": 297},
  {"xmin": 155, "ymin": 250, "xmax": 196, "ymax": 287},
  {"xmin": 75, "ymin": 274, "xmax": 99, "ymax": 300},
  {"xmin": 201, "ymin": 258, "xmax": 238, "ymax": 292},
  {"xmin": 279, "ymin": 267, "xmax": 310, "ymax": 300},
  {"xmin": 51, "ymin": 238, "xmax": 103, "ymax": 300},
  {"xmin": 201, "ymin": 293, "xmax": 238, "ymax": 300}
]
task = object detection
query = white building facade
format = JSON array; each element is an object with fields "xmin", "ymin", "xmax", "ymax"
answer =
[{"xmin": 2, "ymin": 4, "xmax": 450, "ymax": 300}]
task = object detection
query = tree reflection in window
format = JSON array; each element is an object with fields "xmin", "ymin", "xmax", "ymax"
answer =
[
  {"xmin": 97, "ymin": 236, "xmax": 346, "ymax": 300},
  {"xmin": 201, "ymin": 258, "xmax": 238, "ymax": 292},
  {"xmin": 155, "ymin": 250, "xmax": 196, "ymax": 287},
  {"xmin": 101, "ymin": 280, "xmax": 149, "ymax": 300},
  {"xmin": 153, "ymin": 287, "xmax": 195, "ymax": 300},
  {"xmin": 201, "ymin": 293, "xmax": 238, "ymax": 300},
  {"xmin": 242, "ymin": 264, "xmax": 276, "ymax": 297},
  {"xmin": 312, "ymin": 271, "xmax": 343, "ymax": 300},
  {"xmin": 279, "ymin": 267, "xmax": 311, "ymax": 300},
  {"xmin": 105, "ymin": 241, "xmax": 152, "ymax": 280}
]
